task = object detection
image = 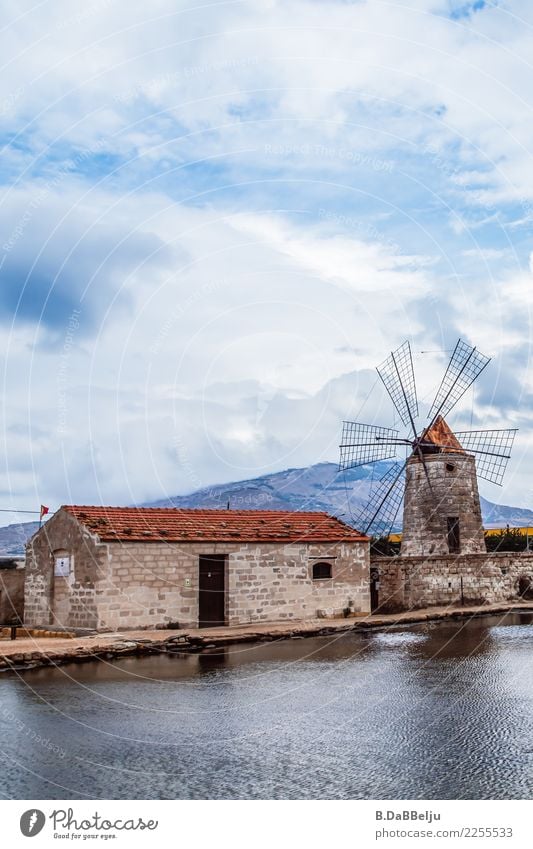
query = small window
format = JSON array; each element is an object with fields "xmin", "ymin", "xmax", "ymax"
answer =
[
  {"xmin": 447, "ymin": 517, "xmax": 460, "ymax": 554},
  {"xmin": 54, "ymin": 555, "xmax": 71, "ymax": 577},
  {"xmin": 313, "ymin": 561, "xmax": 332, "ymax": 581},
  {"xmin": 446, "ymin": 462, "xmax": 456, "ymax": 473}
]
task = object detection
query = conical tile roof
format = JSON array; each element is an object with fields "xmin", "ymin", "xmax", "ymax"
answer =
[{"xmin": 420, "ymin": 415, "xmax": 464, "ymax": 453}]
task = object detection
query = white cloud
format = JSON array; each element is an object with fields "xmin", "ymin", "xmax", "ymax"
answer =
[
  {"xmin": 2, "ymin": 0, "xmax": 533, "ymax": 203},
  {"xmin": 0, "ymin": 182, "xmax": 438, "ymax": 512}
]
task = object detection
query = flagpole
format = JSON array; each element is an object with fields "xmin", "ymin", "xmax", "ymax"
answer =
[{"xmin": 39, "ymin": 505, "xmax": 50, "ymax": 529}]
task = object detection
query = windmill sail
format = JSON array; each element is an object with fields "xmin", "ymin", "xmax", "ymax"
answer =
[
  {"xmin": 428, "ymin": 339, "xmax": 490, "ymax": 424},
  {"xmin": 339, "ymin": 422, "xmax": 401, "ymax": 471},
  {"xmin": 376, "ymin": 341, "xmax": 418, "ymax": 434},
  {"xmin": 451, "ymin": 428, "xmax": 518, "ymax": 485},
  {"xmin": 356, "ymin": 461, "xmax": 406, "ymax": 536}
]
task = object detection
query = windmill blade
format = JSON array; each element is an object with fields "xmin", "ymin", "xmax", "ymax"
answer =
[
  {"xmin": 356, "ymin": 461, "xmax": 406, "ymax": 537},
  {"xmin": 452, "ymin": 428, "xmax": 518, "ymax": 485},
  {"xmin": 339, "ymin": 421, "xmax": 402, "ymax": 471},
  {"xmin": 428, "ymin": 339, "xmax": 490, "ymax": 424},
  {"xmin": 376, "ymin": 341, "xmax": 419, "ymax": 436}
]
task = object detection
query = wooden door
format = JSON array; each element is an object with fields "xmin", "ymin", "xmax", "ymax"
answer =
[{"xmin": 198, "ymin": 555, "xmax": 226, "ymax": 628}]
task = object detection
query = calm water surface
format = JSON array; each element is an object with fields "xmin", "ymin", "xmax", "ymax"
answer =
[{"xmin": 1, "ymin": 613, "xmax": 533, "ymax": 799}]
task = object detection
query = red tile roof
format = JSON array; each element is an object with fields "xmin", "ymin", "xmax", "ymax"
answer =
[{"xmin": 61, "ymin": 506, "xmax": 368, "ymax": 543}]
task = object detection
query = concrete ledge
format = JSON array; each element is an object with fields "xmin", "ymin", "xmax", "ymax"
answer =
[
  {"xmin": 0, "ymin": 627, "xmax": 76, "ymax": 639},
  {"xmin": 4, "ymin": 601, "xmax": 532, "ymax": 672}
]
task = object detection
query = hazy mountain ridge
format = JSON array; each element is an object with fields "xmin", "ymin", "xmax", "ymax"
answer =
[
  {"xmin": 1, "ymin": 462, "xmax": 531, "ymax": 554},
  {"xmin": 0, "ymin": 521, "xmax": 40, "ymax": 556}
]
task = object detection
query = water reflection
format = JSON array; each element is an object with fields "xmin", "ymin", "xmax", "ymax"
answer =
[{"xmin": 0, "ymin": 613, "xmax": 532, "ymax": 799}]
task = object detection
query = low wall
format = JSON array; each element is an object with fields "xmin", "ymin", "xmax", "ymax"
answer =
[
  {"xmin": 0, "ymin": 565, "xmax": 25, "ymax": 623},
  {"xmin": 371, "ymin": 552, "xmax": 533, "ymax": 613}
]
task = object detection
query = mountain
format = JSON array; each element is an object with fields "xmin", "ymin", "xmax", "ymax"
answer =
[
  {"xmin": 0, "ymin": 521, "xmax": 40, "ymax": 556},
  {"xmin": 479, "ymin": 496, "xmax": 533, "ymax": 527},
  {"xmin": 2, "ymin": 462, "xmax": 532, "ymax": 555},
  {"xmin": 143, "ymin": 461, "xmax": 375, "ymax": 516}
]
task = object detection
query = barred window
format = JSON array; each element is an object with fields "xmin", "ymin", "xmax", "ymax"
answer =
[{"xmin": 313, "ymin": 562, "xmax": 332, "ymax": 580}]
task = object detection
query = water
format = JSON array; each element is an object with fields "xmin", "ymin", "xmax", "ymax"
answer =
[{"xmin": 1, "ymin": 613, "xmax": 533, "ymax": 799}]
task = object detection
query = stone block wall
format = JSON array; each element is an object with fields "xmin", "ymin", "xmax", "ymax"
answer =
[
  {"xmin": 0, "ymin": 564, "xmax": 25, "ymax": 623},
  {"xmin": 97, "ymin": 539, "xmax": 369, "ymax": 630},
  {"xmin": 371, "ymin": 551, "xmax": 533, "ymax": 613},
  {"xmin": 227, "ymin": 541, "xmax": 369, "ymax": 625},
  {"xmin": 25, "ymin": 510, "xmax": 108, "ymax": 629},
  {"xmin": 96, "ymin": 541, "xmax": 200, "ymax": 630}
]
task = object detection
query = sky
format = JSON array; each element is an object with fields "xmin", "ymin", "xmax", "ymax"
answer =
[{"xmin": 3, "ymin": 0, "xmax": 533, "ymax": 523}]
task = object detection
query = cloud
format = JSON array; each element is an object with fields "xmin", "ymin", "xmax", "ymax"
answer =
[
  {"xmin": 1, "ymin": 0, "xmax": 533, "ymax": 518},
  {"xmin": 2, "ymin": 0, "xmax": 533, "ymax": 206},
  {"xmin": 231, "ymin": 213, "xmax": 434, "ymax": 297},
  {"xmin": 0, "ymin": 184, "xmax": 179, "ymax": 336},
  {"xmin": 0, "ymin": 197, "xmax": 440, "ymax": 512}
]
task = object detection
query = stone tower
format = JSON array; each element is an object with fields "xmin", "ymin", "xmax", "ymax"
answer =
[{"xmin": 401, "ymin": 416, "xmax": 486, "ymax": 557}]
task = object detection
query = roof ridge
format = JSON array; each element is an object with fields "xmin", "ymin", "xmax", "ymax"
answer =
[{"xmin": 63, "ymin": 505, "xmax": 335, "ymax": 516}]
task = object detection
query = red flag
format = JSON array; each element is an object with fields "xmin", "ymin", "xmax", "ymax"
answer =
[{"xmin": 40, "ymin": 505, "xmax": 49, "ymax": 520}]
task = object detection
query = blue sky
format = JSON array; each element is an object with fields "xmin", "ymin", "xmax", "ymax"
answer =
[{"xmin": 2, "ymin": 0, "xmax": 533, "ymax": 521}]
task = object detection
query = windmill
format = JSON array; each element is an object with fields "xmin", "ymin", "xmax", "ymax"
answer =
[{"xmin": 339, "ymin": 340, "xmax": 517, "ymax": 556}]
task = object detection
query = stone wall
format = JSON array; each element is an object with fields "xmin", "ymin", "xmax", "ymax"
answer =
[
  {"xmin": 26, "ymin": 512, "xmax": 370, "ymax": 630},
  {"xmin": 95, "ymin": 540, "xmax": 199, "ymax": 630},
  {"xmin": 0, "ymin": 564, "xmax": 25, "ymax": 623},
  {"xmin": 371, "ymin": 551, "xmax": 533, "ymax": 613},
  {"xmin": 227, "ymin": 541, "xmax": 369, "ymax": 625},
  {"xmin": 96, "ymin": 540, "xmax": 369, "ymax": 630},
  {"xmin": 25, "ymin": 510, "xmax": 108, "ymax": 629}
]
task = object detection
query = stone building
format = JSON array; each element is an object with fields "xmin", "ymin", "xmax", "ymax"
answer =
[
  {"xmin": 24, "ymin": 506, "xmax": 370, "ymax": 631},
  {"xmin": 401, "ymin": 416, "xmax": 486, "ymax": 556}
]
